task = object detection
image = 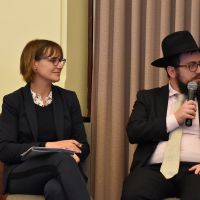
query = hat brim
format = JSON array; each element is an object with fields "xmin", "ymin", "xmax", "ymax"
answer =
[
  {"xmin": 151, "ymin": 57, "xmax": 172, "ymax": 68},
  {"xmin": 151, "ymin": 47, "xmax": 200, "ymax": 68}
]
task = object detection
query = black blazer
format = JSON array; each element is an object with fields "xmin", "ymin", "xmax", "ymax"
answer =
[
  {"xmin": 127, "ymin": 84, "xmax": 200, "ymax": 172},
  {"xmin": 0, "ymin": 84, "xmax": 90, "ymax": 191}
]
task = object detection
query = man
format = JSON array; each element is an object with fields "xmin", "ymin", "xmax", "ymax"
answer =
[{"xmin": 121, "ymin": 31, "xmax": 200, "ymax": 200}]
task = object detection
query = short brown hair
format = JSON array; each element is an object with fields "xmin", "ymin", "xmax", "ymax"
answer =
[{"xmin": 20, "ymin": 39, "xmax": 63, "ymax": 83}]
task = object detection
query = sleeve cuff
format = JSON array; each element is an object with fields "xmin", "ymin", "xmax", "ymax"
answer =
[{"xmin": 39, "ymin": 142, "xmax": 46, "ymax": 147}]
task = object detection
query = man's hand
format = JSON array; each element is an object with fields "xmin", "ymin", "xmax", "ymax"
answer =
[
  {"xmin": 189, "ymin": 164, "xmax": 200, "ymax": 175},
  {"xmin": 175, "ymin": 100, "xmax": 197, "ymax": 125}
]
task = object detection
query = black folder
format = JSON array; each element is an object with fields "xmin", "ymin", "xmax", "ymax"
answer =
[{"xmin": 21, "ymin": 146, "xmax": 75, "ymax": 161}]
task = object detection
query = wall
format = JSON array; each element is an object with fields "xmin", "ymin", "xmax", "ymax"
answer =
[
  {"xmin": 0, "ymin": 0, "xmax": 88, "ymax": 116},
  {"xmin": 66, "ymin": 0, "xmax": 89, "ymax": 116}
]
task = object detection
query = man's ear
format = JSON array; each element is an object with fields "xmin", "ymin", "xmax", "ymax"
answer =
[{"xmin": 166, "ymin": 66, "xmax": 176, "ymax": 78}]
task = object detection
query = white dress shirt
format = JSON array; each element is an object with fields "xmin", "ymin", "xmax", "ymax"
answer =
[{"xmin": 149, "ymin": 82, "xmax": 200, "ymax": 164}]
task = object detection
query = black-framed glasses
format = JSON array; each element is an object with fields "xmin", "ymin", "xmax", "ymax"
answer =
[
  {"xmin": 40, "ymin": 56, "xmax": 66, "ymax": 66},
  {"xmin": 178, "ymin": 61, "xmax": 200, "ymax": 72}
]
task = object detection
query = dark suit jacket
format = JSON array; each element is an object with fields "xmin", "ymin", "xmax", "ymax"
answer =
[
  {"xmin": 0, "ymin": 84, "xmax": 90, "ymax": 191},
  {"xmin": 127, "ymin": 84, "xmax": 200, "ymax": 172}
]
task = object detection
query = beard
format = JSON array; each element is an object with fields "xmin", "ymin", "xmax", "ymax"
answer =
[
  {"xmin": 176, "ymin": 71, "xmax": 200, "ymax": 96},
  {"xmin": 176, "ymin": 74, "xmax": 188, "ymax": 95}
]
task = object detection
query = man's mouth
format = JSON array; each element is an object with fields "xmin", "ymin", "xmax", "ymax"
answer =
[{"xmin": 192, "ymin": 76, "xmax": 200, "ymax": 83}]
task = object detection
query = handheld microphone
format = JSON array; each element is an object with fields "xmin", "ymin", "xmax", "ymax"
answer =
[{"xmin": 185, "ymin": 81, "xmax": 198, "ymax": 127}]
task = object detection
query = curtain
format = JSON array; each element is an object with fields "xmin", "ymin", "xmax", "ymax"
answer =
[{"xmin": 91, "ymin": 0, "xmax": 200, "ymax": 199}]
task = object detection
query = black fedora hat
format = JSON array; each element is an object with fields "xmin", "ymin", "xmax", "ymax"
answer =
[{"xmin": 151, "ymin": 30, "xmax": 200, "ymax": 67}]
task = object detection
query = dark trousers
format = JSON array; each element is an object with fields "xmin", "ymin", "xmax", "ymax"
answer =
[
  {"xmin": 7, "ymin": 152, "xmax": 90, "ymax": 200},
  {"xmin": 121, "ymin": 162, "xmax": 200, "ymax": 200}
]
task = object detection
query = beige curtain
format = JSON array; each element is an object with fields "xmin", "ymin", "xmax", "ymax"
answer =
[{"xmin": 91, "ymin": 0, "xmax": 200, "ymax": 199}]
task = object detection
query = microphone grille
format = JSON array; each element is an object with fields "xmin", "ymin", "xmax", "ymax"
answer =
[{"xmin": 187, "ymin": 81, "xmax": 198, "ymax": 90}]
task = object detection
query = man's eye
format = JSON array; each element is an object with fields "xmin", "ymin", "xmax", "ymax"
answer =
[{"xmin": 189, "ymin": 62, "xmax": 197, "ymax": 67}]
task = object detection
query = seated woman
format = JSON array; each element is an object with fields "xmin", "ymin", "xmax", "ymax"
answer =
[{"xmin": 0, "ymin": 39, "xmax": 90, "ymax": 200}]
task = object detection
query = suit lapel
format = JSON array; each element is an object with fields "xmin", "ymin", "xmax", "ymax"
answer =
[
  {"xmin": 22, "ymin": 85, "xmax": 38, "ymax": 141},
  {"xmin": 157, "ymin": 85, "xmax": 169, "ymax": 119},
  {"xmin": 52, "ymin": 86, "xmax": 65, "ymax": 140}
]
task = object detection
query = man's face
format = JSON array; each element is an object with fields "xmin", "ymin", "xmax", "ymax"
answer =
[{"xmin": 175, "ymin": 52, "xmax": 200, "ymax": 94}]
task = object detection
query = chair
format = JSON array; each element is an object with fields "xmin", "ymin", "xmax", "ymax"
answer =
[
  {"xmin": 0, "ymin": 122, "xmax": 92, "ymax": 200},
  {"xmin": 164, "ymin": 198, "xmax": 180, "ymax": 200}
]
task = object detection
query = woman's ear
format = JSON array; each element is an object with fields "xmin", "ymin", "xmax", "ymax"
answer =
[
  {"xmin": 166, "ymin": 66, "xmax": 176, "ymax": 78},
  {"xmin": 33, "ymin": 61, "xmax": 39, "ymax": 71}
]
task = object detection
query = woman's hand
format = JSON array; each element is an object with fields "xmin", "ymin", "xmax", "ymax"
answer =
[
  {"xmin": 72, "ymin": 153, "xmax": 80, "ymax": 163},
  {"xmin": 45, "ymin": 139, "xmax": 82, "ymax": 154},
  {"xmin": 189, "ymin": 164, "xmax": 200, "ymax": 175}
]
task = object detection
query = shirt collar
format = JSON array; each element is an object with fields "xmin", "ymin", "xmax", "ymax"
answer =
[
  {"xmin": 168, "ymin": 81, "xmax": 181, "ymax": 97},
  {"xmin": 30, "ymin": 89, "xmax": 52, "ymax": 107}
]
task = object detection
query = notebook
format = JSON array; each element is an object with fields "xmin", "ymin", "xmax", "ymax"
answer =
[{"xmin": 21, "ymin": 146, "xmax": 75, "ymax": 161}]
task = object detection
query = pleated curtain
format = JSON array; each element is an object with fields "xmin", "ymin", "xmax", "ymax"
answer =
[{"xmin": 91, "ymin": 0, "xmax": 200, "ymax": 199}]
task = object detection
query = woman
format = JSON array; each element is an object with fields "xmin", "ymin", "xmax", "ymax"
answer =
[{"xmin": 0, "ymin": 39, "xmax": 90, "ymax": 200}]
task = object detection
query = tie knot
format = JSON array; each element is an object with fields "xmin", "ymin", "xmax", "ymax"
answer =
[
  {"xmin": 173, "ymin": 94, "xmax": 185, "ymax": 112},
  {"xmin": 177, "ymin": 94, "xmax": 185, "ymax": 103}
]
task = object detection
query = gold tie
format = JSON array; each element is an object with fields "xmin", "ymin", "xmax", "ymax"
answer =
[{"xmin": 160, "ymin": 94, "xmax": 185, "ymax": 179}]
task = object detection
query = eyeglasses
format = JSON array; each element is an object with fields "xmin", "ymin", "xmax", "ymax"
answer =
[
  {"xmin": 40, "ymin": 56, "xmax": 66, "ymax": 66},
  {"xmin": 178, "ymin": 61, "xmax": 200, "ymax": 72}
]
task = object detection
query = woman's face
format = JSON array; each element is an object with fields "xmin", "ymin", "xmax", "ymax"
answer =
[{"xmin": 33, "ymin": 50, "xmax": 65, "ymax": 83}]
